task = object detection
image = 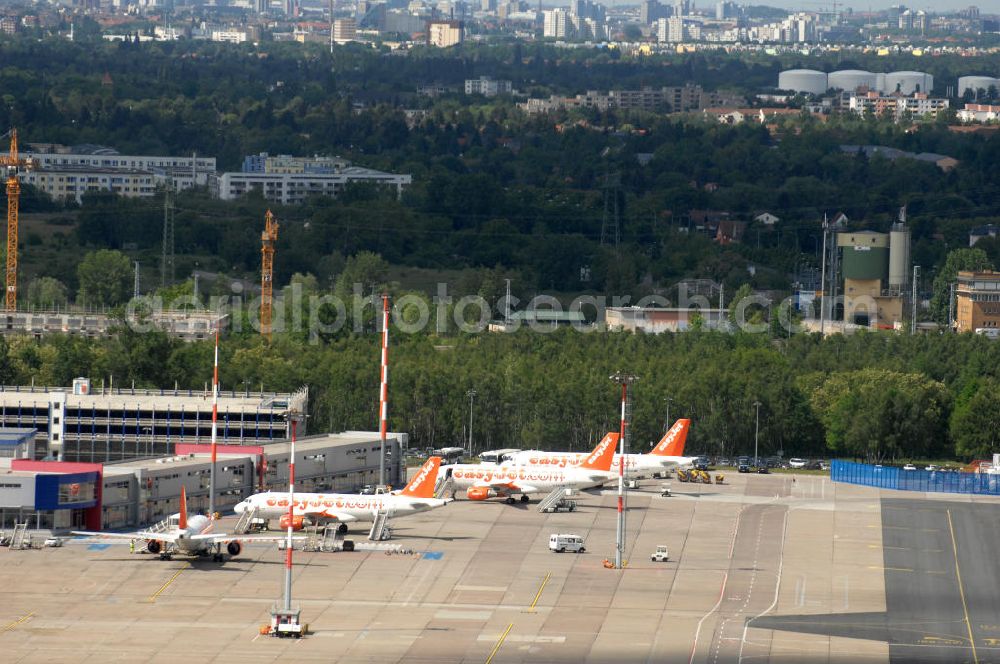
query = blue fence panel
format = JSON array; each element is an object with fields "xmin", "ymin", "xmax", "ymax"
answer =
[{"xmin": 832, "ymin": 460, "xmax": 1000, "ymax": 496}]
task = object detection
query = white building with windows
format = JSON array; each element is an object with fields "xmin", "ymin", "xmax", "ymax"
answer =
[
  {"xmin": 543, "ymin": 9, "xmax": 570, "ymax": 37},
  {"xmin": 215, "ymin": 167, "xmax": 411, "ymax": 204},
  {"xmin": 465, "ymin": 77, "xmax": 513, "ymax": 97}
]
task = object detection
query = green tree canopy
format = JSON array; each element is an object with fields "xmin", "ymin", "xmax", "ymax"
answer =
[
  {"xmin": 806, "ymin": 368, "xmax": 950, "ymax": 463},
  {"xmin": 930, "ymin": 248, "xmax": 993, "ymax": 324},
  {"xmin": 950, "ymin": 379, "xmax": 1000, "ymax": 460},
  {"xmin": 77, "ymin": 249, "xmax": 133, "ymax": 308},
  {"xmin": 26, "ymin": 277, "xmax": 69, "ymax": 310}
]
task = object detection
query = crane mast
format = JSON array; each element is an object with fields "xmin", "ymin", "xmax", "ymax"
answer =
[
  {"xmin": 260, "ymin": 209, "xmax": 278, "ymax": 339},
  {"xmin": 1, "ymin": 130, "xmax": 28, "ymax": 312}
]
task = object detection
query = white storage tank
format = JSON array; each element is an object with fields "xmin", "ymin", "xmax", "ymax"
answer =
[
  {"xmin": 875, "ymin": 72, "xmax": 887, "ymax": 93},
  {"xmin": 828, "ymin": 69, "xmax": 877, "ymax": 92},
  {"xmin": 888, "ymin": 225, "xmax": 911, "ymax": 290},
  {"xmin": 958, "ymin": 75, "xmax": 1000, "ymax": 98},
  {"xmin": 885, "ymin": 71, "xmax": 934, "ymax": 95},
  {"xmin": 778, "ymin": 69, "xmax": 828, "ymax": 95}
]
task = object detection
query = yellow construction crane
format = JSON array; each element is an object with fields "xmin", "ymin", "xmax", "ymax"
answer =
[
  {"xmin": 0, "ymin": 130, "xmax": 31, "ymax": 312},
  {"xmin": 260, "ymin": 209, "xmax": 278, "ymax": 339}
]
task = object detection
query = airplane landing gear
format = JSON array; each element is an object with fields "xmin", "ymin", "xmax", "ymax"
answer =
[
  {"xmin": 337, "ymin": 523, "xmax": 348, "ymax": 534},
  {"xmin": 519, "ymin": 495, "xmax": 530, "ymax": 504},
  {"xmin": 505, "ymin": 497, "xmax": 516, "ymax": 505},
  {"xmin": 213, "ymin": 553, "xmax": 224, "ymax": 562}
]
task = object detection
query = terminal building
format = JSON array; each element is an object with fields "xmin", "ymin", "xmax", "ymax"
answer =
[
  {"xmin": 0, "ymin": 380, "xmax": 308, "ymax": 462},
  {"xmin": 0, "ymin": 431, "xmax": 405, "ymax": 531}
]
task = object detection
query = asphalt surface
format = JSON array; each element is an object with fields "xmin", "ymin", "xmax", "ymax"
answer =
[{"xmin": 753, "ymin": 497, "xmax": 1000, "ymax": 664}]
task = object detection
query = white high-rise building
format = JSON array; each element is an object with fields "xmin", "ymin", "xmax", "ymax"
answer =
[
  {"xmin": 667, "ymin": 15, "xmax": 685, "ymax": 41},
  {"xmin": 332, "ymin": 18, "xmax": 357, "ymax": 43},
  {"xmin": 543, "ymin": 9, "xmax": 570, "ymax": 38}
]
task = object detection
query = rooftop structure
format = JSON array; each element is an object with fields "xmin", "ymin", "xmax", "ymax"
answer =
[{"xmin": 606, "ymin": 307, "xmax": 729, "ymax": 333}]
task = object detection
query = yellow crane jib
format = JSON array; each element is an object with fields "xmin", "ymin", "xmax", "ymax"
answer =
[{"xmin": 260, "ymin": 210, "xmax": 279, "ymax": 339}]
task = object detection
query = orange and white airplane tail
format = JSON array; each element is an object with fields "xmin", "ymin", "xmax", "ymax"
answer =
[
  {"xmin": 178, "ymin": 485, "xmax": 188, "ymax": 531},
  {"xmin": 578, "ymin": 432, "xmax": 620, "ymax": 472},
  {"xmin": 651, "ymin": 419, "xmax": 691, "ymax": 457},
  {"xmin": 400, "ymin": 456, "xmax": 442, "ymax": 499}
]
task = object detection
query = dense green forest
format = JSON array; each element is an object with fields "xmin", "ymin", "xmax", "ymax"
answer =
[
  {"xmin": 3, "ymin": 324, "xmax": 998, "ymax": 464},
  {"xmin": 4, "ymin": 39, "xmax": 1000, "ymax": 300}
]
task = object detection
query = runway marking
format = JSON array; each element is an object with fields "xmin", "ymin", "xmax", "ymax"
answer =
[
  {"xmin": 147, "ymin": 563, "xmax": 189, "ymax": 603},
  {"xmin": 455, "ymin": 585, "xmax": 508, "ymax": 592},
  {"xmin": 947, "ymin": 509, "xmax": 979, "ymax": 664},
  {"xmin": 2, "ymin": 612, "xmax": 34, "ymax": 632},
  {"xmin": 484, "ymin": 622, "xmax": 513, "ymax": 664},
  {"xmin": 739, "ymin": 508, "xmax": 789, "ymax": 664},
  {"xmin": 524, "ymin": 573, "xmax": 551, "ymax": 613},
  {"xmin": 868, "ymin": 566, "xmax": 914, "ymax": 572}
]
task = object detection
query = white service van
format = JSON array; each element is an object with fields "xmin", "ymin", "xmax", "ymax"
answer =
[{"xmin": 549, "ymin": 533, "xmax": 585, "ymax": 553}]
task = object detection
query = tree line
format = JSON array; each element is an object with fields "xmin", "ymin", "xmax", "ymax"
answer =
[{"xmin": 2, "ymin": 322, "xmax": 997, "ymax": 464}]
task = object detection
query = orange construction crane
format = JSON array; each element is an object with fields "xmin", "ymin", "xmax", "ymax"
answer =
[
  {"xmin": 0, "ymin": 130, "xmax": 31, "ymax": 312},
  {"xmin": 260, "ymin": 209, "xmax": 278, "ymax": 339}
]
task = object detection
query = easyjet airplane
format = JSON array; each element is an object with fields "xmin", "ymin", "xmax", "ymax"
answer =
[
  {"xmin": 503, "ymin": 419, "xmax": 693, "ymax": 477},
  {"xmin": 233, "ymin": 456, "xmax": 447, "ymax": 532},
  {"xmin": 73, "ymin": 486, "xmax": 292, "ymax": 562},
  {"xmin": 444, "ymin": 432, "xmax": 620, "ymax": 504}
]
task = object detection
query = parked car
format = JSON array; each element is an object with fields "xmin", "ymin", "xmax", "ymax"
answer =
[
  {"xmin": 925, "ymin": 464, "xmax": 940, "ymax": 472},
  {"xmin": 692, "ymin": 457, "xmax": 711, "ymax": 471},
  {"xmin": 738, "ymin": 463, "xmax": 751, "ymax": 473},
  {"xmin": 788, "ymin": 458, "xmax": 807, "ymax": 469},
  {"xmin": 902, "ymin": 463, "xmax": 916, "ymax": 471},
  {"xmin": 756, "ymin": 465, "xmax": 770, "ymax": 474}
]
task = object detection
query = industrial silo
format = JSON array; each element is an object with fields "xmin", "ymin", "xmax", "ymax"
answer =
[
  {"xmin": 958, "ymin": 75, "xmax": 1000, "ymax": 98},
  {"xmin": 778, "ymin": 69, "xmax": 828, "ymax": 95},
  {"xmin": 885, "ymin": 71, "xmax": 934, "ymax": 95},
  {"xmin": 838, "ymin": 231, "xmax": 890, "ymax": 283},
  {"xmin": 888, "ymin": 224, "xmax": 911, "ymax": 291},
  {"xmin": 828, "ymin": 70, "xmax": 877, "ymax": 92}
]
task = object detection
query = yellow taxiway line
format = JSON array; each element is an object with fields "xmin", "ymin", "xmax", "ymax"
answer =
[
  {"xmin": 947, "ymin": 509, "xmax": 979, "ymax": 664},
  {"xmin": 148, "ymin": 563, "xmax": 190, "ymax": 603},
  {"xmin": 485, "ymin": 623, "xmax": 513, "ymax": 664},
  {"xmin": 2, "ymin": 612, "xmax": 34, "ymax": 633},
  {"xmin": 525, "ymin": 573, "xmax": 551, "ymax": 613}
]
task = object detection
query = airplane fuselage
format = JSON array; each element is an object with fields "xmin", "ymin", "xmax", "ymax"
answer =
[
  {"xmin": 235, "ymin": 492, "xmax": 446, "ymax": 521},
  {"xmin": 446, "ymin": 464, "xmax": 615, "ymax": 493},
  {"xmin": 505, "ymin": 452, "xmax": 693, "ymax": 476}
]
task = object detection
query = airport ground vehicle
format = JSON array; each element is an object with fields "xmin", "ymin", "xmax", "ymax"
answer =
[
  {"xmin": 660, "ymin": 483, "xmax": 672, "ymax": 496},
  {"xmin": 549, "ymin": 534, "xmax": 585, "ymax": 553},
  {"xmin": 542, "ymin": 499, "xmax": 577, "ymax": 513},
  {"xmin": 651, "ymin": 545, "xmax": 669, "ymax": 562},
  {"xmin": 738, "ymin": 463, "xmax": 750, "ymax": 473}
]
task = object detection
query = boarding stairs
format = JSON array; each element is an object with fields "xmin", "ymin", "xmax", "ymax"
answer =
[
  {"xmin": 9, "ymin": 522, "xmax": 28, "ymax": 550},
  {"xmin": 144, "ymin": 517, "xmax": 174, "ymax": 535},
  {"xmin": 303, "ymin": 525, "xmax": 337, "ymax": 552},
  {"xmin": 537, "ymin": 487, "xmax": 570, "ymax": 513},
  {"xmin": 369, "ymin": 509, "xmax": 392, "ymax": 541},
  {"xmin": 434, "ymin": 476, "xmax": 455, "ymax": 500},
  {"xmin": 233, "ymin": 506, "xmax": 259, "ymax": 534}
]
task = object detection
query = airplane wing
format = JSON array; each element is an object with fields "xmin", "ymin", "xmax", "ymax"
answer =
[
  {"xmin": 473, "ymin": 480, "xmax": 539, "ymax": 495},
  {"xmin": 317, "ymin": 510, "xmax": 360, "ymax": 523},
  {"xmin": 190, "ymin": 533, "xmax": 306, "ymax": 543},
  {"xmin": 72, "ymin": 531, "xmax": 181, "ymax": 543}
]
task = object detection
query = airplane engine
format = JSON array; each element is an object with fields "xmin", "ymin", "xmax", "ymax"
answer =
[
  {"xmin": 146, "ymin": 540, "xmax": 162, "ymax": 554},
  {"xmin": 466, "ymin": 486, "xmax": 496, "ymax": 501},
  {"xmin": 278, "ymin": 514, "xmax": 309, "ymax": 530},
  {"xmin": 226, "ymin": 541, "xmax": 242, "ymax": 556}
]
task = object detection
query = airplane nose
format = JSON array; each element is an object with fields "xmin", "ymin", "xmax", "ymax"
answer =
[{"xmin": 234, "ymin": 501, "xmax": 247, "ymax": 513}]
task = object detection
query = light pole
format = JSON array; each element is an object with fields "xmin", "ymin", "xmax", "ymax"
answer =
[
  {"xmin": 610, "ymin": 371, "xmax": 638, "ymax": 570},
  {"xmin": 664, "ymin": 396, "xmax": 673, "ymax": 433},
  {"xmin": 466, "ymin": 389, "xmax": 477, "ymax": 457},
  {"xmin": 753, "ymin": 401, "xmax": 761, "ymax": 467}
]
